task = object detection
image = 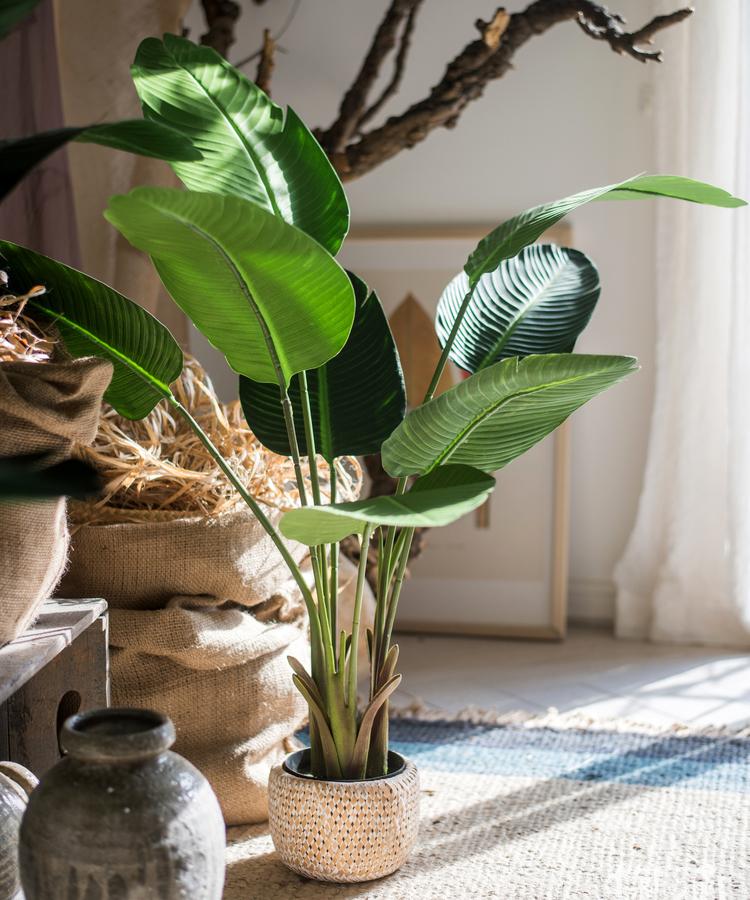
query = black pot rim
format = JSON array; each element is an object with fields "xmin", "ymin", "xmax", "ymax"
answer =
[{"xmin": 282, "ymin": 748, "xmax": 407, "ymax": 783}]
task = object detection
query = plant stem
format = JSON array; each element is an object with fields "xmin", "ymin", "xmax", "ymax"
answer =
[
  {"xmin": 298, "ymin": 372, "xmax": 322, "ymax": 506},
  {"xmin": 382, "ymin": 527, "xmax": 413, "ymax": 652},
  {"xmin": 298, "ymin": 372, "xmax": 330, "ymax": 615},
  {"xmin": 422, "ymin": 285, "xmax": 473, "ymax": 403},
  {"xmin": 280, "ymin": 389, "xmax": 308, "ymax": 505},
  {"xmin": 277, "ymin": 380, "xmax": 346, "ymax": 772},
  {"xmin": 347, "ymin": 524, "xmax": 373, "ymax": 708},
  {"xmin": 329, "ymin": 464, "xmax": 339, "ymax": 646}
]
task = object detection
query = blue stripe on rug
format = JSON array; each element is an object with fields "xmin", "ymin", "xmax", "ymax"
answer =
[{"xmin": 298, "ymin": 718, "xmax": 750, "ymax": 793}]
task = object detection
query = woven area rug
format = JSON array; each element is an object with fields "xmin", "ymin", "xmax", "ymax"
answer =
[{"xmin": 224, "ymin": 709, "xmax": 750, "ymax": 899}]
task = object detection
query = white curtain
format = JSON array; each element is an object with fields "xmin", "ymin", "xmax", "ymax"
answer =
[{"xmin": 614, "ymin": 2, "xmax": 750, "ymax": 646}]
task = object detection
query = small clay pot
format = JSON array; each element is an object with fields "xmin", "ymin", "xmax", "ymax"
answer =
[
  {"xmin": 0, "ymin": 762, "xmax": 38, "ymax": 900},
  {"xmin": 19, "ymin": 708, "xmax": 225, "ymax": 899},
  {"xmin": 268, "ymin": 749, "xmax": 420, "ymax": 883}
]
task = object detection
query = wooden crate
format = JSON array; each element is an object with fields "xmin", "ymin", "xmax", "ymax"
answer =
[{"xmin": 0, "ymin": 598, "xmax": 108, "ymax": 777}]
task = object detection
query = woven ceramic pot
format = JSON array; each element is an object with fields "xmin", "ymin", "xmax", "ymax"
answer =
[
  {"xmin": 19, "ymin": 708, "xmax": 226, "ymax": 900},
  {"xmin": 268, "ymin": 749, "xmax": 420, "ymax": 883}
]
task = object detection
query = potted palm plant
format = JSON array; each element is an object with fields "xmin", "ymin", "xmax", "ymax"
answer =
[{"xmin": 0, "ymin": 34, "xmax": 743, "ymax": 884}]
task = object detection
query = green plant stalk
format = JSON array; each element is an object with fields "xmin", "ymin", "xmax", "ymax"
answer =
[
  {"xmin": 423, "ymin": 285, "xmax": 474, "ymax": 402},
  {"xmin": 297, "ymin": 372, "xmax": 330, "ymax": 618},
  {"xmin": 347, "ymin": 523, "xmax": 373, "ymax": 709},
  {"xmin": 372, "ymin": 527, "xmax": 388, "ymax": 700},
  {"xmin": 298, "ymin": 372, "xmax": 322, "ymax": 506},
  {"xmin": 281, "ymin": 375, "xmax": 350, "ymax": 775},
  {"xmin": 328, "ymin": 464, "xmax": 338, "ymax": 644},
  {"xmin": 372, "ymin": 526, "xmax": 410, "ymax": 691},
  {"xmin": 281, "ymin": 388, "xmax": 310, "ymax": 506},
  {"xmin": 382, "ymin": 528, "xmax": 413, "ymax": 653},
  {"xmin": 280, "ymin": 381, "xmax": 322, "ymax": 609},
  {"xmin": 296, "ymin": 371, "xmax": 333, "ymax": 646},
  {"xmin": 366, "ymin": 526, "xmax": 413, "ymax": 777}
]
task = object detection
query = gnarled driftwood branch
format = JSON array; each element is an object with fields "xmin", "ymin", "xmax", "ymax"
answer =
[{"xmin": 317, "ymin": 1, "xmax": 693, "ymax": 180}]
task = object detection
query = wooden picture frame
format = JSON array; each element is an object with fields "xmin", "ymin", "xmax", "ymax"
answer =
[{"xmin": 338, "ymin": 223, "xmax": 572, "ymax": 640}]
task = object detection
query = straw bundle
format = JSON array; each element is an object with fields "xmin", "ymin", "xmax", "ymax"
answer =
[
  {"xmin": 76, "ymin": 357, "xmax": 362, "ymax": 519},
  {"xmin": 0, "ymin": 275, "xmax": 55, "ymax": 364}
]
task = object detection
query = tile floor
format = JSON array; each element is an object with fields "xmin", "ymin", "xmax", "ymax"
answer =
[{"xmin": 391, "ymin": 626, "xmax": 750, "ymax": 728}]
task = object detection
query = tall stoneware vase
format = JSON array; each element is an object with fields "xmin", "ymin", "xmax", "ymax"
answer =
[{"xmin": 19, "ymin": 708, "xmax": 226, "ymax": 899}]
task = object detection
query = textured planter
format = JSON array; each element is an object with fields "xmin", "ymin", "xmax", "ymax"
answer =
[
  {"xmin": 19, "ymin": 708, "xmax": 226, "ymax": 900},
  {"xmin": 268, "ymin": 749, "xmax": 420, "ymax": 883},
  {"xmin": 0, "ymin": 763, "xmax": 38, "ymax": 900}
]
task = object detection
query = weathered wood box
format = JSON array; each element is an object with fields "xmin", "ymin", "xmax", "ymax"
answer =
[{"xmin": 0, "ymin": 598, "xmax": 108, "ymax": 776}]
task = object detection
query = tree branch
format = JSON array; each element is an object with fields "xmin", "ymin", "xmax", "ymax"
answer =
[
  {"xmin": 319, "ymin": 0, "xmax": 426, "ymax": 156},
  {"xmin": 321, "ymin": 1, "xmax": 693, "ymax": 180},
  {"xmin": 199, "ymin": 0, "xmax": 241, "ymax": 57},
  {"xmin": 575, "ymin": 2, "xmax": 692, "ymax": 61},
  {"xmin": 355, "ymin": 1, "xmax": 424, "ymax": 132},
  {"xmin": 255, "ymin": 28, "xmax": 276, "ymax": 95}
]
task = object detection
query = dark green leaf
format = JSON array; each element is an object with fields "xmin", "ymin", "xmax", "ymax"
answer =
[
  {"xmin": 239, "ymin": 271, "xmax": 406, "ymax": 460},
  {"xmin": 381, "ymin": 354, "xmax": 638, "ymax": 476},
  {"xmin": 0, "ymin": 241, "xmax": 183, "ymax": 419},
  {"xmin": 279, "ymin": 464, "xmax": 496, "ymax": 544},
  {"xmin": 436, "ymin": 244, "xmax": 600, "ymax": 373},
  {"xmin": 0, "ymin": 121, "xmax": 200, "ymax": 200},
  {"xmin": 132, "ymin": 34, "xmax": 349, "ymax": 255}
]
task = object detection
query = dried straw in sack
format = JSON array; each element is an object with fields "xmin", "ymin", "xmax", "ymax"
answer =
[
  {"xmin": 0, "ymin": 278, "xmax": 111, "ymax": 645},
  {"xmin": 62, "ymin": 358, "xmax": 365, "ymax": 823},
  {"xmin": 0, "ymin": 280, "xmax": 55, "ymax": 364},
  {"xmin": 74, "ymin": 356, "xmax": 362, "ymax": 519}
]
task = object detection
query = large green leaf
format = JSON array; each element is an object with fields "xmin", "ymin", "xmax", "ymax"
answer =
[
  {"xmin": 466, "ymin": 175, "xmax": 746, "ymax": 288},
  {"xmin": 0, "ymin": 241, "xmax": 183, "ymax": 419},
  {"xmin": 105, "ymin": 187, "xmax": 355, "ymax": 387},
  {"xmin": 0, "ymin": 121, "xmax": 200, "ymax": 201},
  {"xmin": 132, "ymin": 34, "xmax": 349, "ymax": 255},
  {"xmin": 0, "ymin": 0, "xmax": 42, "ymax": 38},
  {"xmin": 381, "ymin": 354, "xmax": 637, "ymax": 477},
  {"xmin": 239, "ymin": 271, "xmax": 405, "ymax": 460},
  {"xmin": 280, "ymin": 465, "xmax": 495, "ymax": 544},
  {"xmin": 436, "ymin": 244, "xmax": 600, "ymax": 374}
]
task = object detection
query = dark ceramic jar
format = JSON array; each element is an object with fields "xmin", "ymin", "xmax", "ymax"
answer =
[{"xmin": 19, "ymin": 708, "xmax": 225, "ymax": 900}]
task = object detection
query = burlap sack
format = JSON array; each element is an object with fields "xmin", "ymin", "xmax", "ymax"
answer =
[
  {"xmin": 62, "ymin": 505, "xmax": 311, "ymax": 824},
  {"xmin": 109, "ymin": 594, "xmax": 309, "ymax": 826},
  {"xmin": 61, "ymin": 504, "xmax": 308, "ymax": 610},
  {"xmin": 0, "ymin": 357, "xmax": 112, "ymax": 645}
]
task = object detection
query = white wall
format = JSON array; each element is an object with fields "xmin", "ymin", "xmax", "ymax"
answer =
[{"xmin": 186, "ymin": 0, "xmax": 666, "ymax": 622}]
